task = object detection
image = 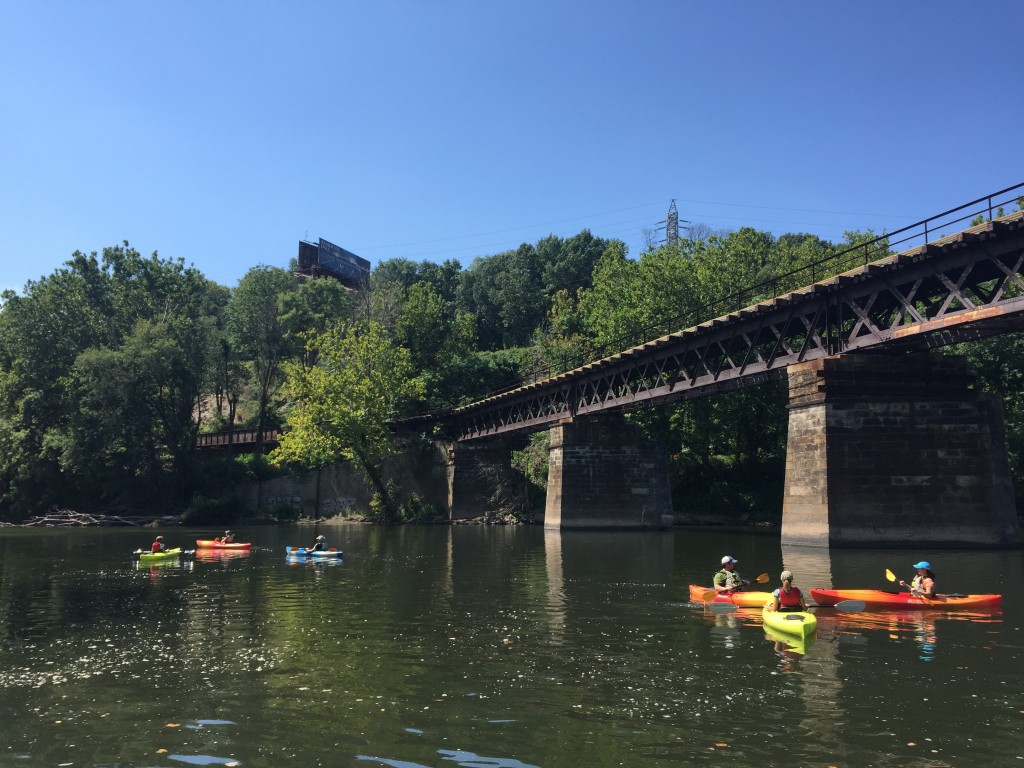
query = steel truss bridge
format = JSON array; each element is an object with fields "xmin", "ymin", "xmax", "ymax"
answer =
[{"xmin": 440, "ymin": 184, "xmax": 1024, "ymax": 442}]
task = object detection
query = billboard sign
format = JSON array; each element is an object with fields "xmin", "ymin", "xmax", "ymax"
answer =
[{"xmin": 317, "ymin": 238, "xmax": 370, "ymax": 285}]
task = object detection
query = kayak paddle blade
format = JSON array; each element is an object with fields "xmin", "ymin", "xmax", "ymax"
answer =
[
  {"xmin": 756, "ymin": 572, "xmax": 770, "ymax": 583},
  {"xmin": 885, "ymin": 568, "xmax": 897, "ymax": 583},
  {"xmin": 833, "ymin": 600, "xmax": 866, "ymax": 613}
]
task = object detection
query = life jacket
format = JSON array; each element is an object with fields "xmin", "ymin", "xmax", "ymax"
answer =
[
  {"xmin": 311, "ymin": 541, "xmax": 324, "ymax": 551},
  {"xmin": 774, "ymin": 586, "xmax": 803, "ymax": 609},
  {"xmin": 715, "ymin": 568, "xmax": 741, "ymax": 590},
  {"xmin": 911, "ymin": 575, "xmax": 935, "ymax": 598},
  {"xmin": 151, "ymin": 541, "xmax": 164, "ymax": 553}
]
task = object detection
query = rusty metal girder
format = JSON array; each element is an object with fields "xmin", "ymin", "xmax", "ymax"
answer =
[{"xmin": 447, "ymin": 214, "xmax": 1024, "ymax": 442}]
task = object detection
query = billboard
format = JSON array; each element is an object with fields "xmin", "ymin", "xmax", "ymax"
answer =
[{"xmin": 296, "ymin": 238, "xmax": 371, "ymax": 287}]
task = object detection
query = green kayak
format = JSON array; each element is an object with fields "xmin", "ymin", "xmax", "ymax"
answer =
[{"xmin": 137, "ymin": 547, "xmax": 182, "ymax": 563}]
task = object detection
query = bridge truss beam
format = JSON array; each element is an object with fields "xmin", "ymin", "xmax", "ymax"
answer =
[{"xmin": 450, "ymin": 214, "xmax": 1024, "ymax": 442}]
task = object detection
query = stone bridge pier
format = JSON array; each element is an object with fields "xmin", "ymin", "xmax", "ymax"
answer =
[
  {"xmin": 446, "ymin": 414, "xmax": 673, "ymax": 528},
  {"xmin": 544, "ymin": 414, "xmax": 673, "ymax": 529},
  {"xmin": 782, "ymin": 352, "xmax": 1020, "ymax": 548},
  {"xmin": 446, "ymin": 439, "xmax": 520, "ymax": 521}
]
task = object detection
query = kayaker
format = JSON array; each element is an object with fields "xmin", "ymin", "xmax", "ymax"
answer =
[
  {"xmin": 899, "ymin": 561, "xmax": 936, "ymax": 599},
  {"xmin": 151, "ymin": 535, "xmax": 167, "ymax": 553},
  {"xmin": 714, "ymin": 556, "xmax": 750, "ymax": 593},
  {"xmin": 767, "ymin": 570, "xmax": 807, "ymax": 612},
  {"xmin": 304, "ymin": 534, "xmax": 326, "ymax": 554},
  {"xmin": 222, "ymin": 531, "xmax": 235, "ymax": 544}
]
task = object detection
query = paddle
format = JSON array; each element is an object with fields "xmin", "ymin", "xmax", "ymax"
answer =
[{"xmin": 887, "ymin": 568, "xmax": 933, "ymax": 600}]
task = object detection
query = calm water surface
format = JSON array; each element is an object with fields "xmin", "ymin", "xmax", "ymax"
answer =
[{"xmin": 0, "ymin": 524, "xmax": 1021, "ymax": 767}]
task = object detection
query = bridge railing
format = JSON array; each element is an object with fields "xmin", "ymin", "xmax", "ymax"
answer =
[
  {"xmin": 196, "ymin": 428, "xmax": 280, "ymax": 449},
  {"xmin": 504, "ymin": 182, "xmax": 1024, "ymax": 393}
]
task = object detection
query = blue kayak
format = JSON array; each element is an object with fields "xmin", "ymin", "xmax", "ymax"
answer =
[{"xmin": 285, "ymin": 546, "xmax": 343, "ymax": 559}]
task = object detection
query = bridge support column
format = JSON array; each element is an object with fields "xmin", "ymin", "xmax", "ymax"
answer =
[
  {"xmin": 446, "ymin": 440, "xmax": 518, "ymax": 521},
  {"xmin": 782, "ymin": 353, "xmax": 1019, "ymax": 548},
  {"xmin": 544, "ymin": 414, "xmax": 673, "ymax": 529}
]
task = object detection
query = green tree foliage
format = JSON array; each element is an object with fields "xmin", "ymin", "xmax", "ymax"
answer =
[
  {"xmin": 278, "ymin": 277, "xmax": 356, "ymax": 369},
  {"xmin": 271, "ymin": 322, "xmax": 425, "ymax": 521},
  {"xmin": 458, "ymin": 233, "xmax": 609, "ymax": 351},
  {"xmin": 959, "ymin": 333, "xmax": 1024, "ymax": 511},
  {"xmin": 393, "ymin": 283, "xmax": 479, "ymax": 409},
  {"xmin": 0, "ymin": 245, "xmax": 220, "ymax": 517},
  {"xmin": 226, "ymin": 266, "xmax": 298, "ymax": 444}
]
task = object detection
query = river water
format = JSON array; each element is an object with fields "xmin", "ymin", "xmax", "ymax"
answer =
[{"xmin": 0, "ymin": 524, "xmax": 1021, "ymax": 767}]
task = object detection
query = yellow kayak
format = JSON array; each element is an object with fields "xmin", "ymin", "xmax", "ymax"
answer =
[{"xmin": 762, "ymin": 607, "xmax": 817, "ymax": 637}]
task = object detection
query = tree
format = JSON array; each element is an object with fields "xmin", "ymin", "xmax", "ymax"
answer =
[
  {"xmin": 68, "ymin": 317, "xmax": 217, "ymax": 508},
  {"xmin": 227, "ymin": 266, "xmax": 297, "ymax": 449},
  {"xmin": 393, "ymin": 282, "xmax": 478, "ymax": 408},
  {"xmin": 278, "ymin": 277, "xmax": 356, "ymax": 369},
  {"xmin": 271, "ymin": 322, "xmax": 425, "ymax": 522},
  {"xmin": 0, "ymin": 244, "xmax": 223, "ymax": 517}
]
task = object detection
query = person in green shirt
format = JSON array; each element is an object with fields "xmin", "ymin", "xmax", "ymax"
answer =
[{"xmin": 713, "ymin": 555, "xmax": 750, "ymax": 594}]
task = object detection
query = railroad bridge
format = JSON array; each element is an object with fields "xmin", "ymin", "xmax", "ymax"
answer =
[{"xmin": 424, "ymin": 186, "xmax": 1024, "ymax": 547}]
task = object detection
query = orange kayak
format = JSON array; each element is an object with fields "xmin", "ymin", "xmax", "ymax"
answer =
[
  {"xmin": 195, "ymin": 540, "xmax": 252, "ymax": 550},
  {"xmin": 810, "ymin": 589, "xmax": 1001, "ymax": 610},
  {"xmin": 688, "ymin": 584, "xmax": 772, "ymax": 607}
]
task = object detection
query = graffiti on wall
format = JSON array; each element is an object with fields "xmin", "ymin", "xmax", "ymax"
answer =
[
  {"xmin": 267, "ymin": 495, "xmax": 303, "ymax": 509},
  {"xmin": 322, "ymin": 496, "xmax": 356, "ymax": 515}
]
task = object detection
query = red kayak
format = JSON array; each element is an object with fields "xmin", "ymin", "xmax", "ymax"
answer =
[
  {"xmin": 810, "ymin": 589, "xmax": 1001, "ymax": 610},
  {"xmin": 195, "ymin": 540, "xmax": 252, "ymax": 550}
]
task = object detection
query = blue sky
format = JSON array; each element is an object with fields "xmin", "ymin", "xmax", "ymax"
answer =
[{"xmin": 2, "ymin": 1, "xmax": 1022, "ymax": 294}]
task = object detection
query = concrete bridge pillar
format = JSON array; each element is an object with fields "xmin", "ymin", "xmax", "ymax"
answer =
[
  {"xmin": 544, "ymin": 414, "xmax": 673, "ymax": 529},
  {"xmin": 782, "ymin": 352, "xmax": 1019, "ymax": 548},
  {"xmin": 446, "ymin": 440, "xmax": 518, "ymax": 521}
]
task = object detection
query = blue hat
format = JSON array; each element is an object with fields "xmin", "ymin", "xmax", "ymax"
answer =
[{"xmin": 912, "ymin": 561, "xmax": 931, "ymax": 569}]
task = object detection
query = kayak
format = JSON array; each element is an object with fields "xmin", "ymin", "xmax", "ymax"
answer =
[
  {"xmin": 196, "ymin": 540, "xmax": 252, "ymax": 549},
  {"xmin": 137, "ymin": 547, "xmax": 182, "ymax": 563},
  {"xmin": 810, "ymin": 589, "xmax": 1001, "ymax": 610},
  {"xmin": 762, "ymin": 607, "xmax": 817, "ymax": 637},
  {"xmin": 285, "ymin": 546, "xmax": 343, "ymax": 559},
  {"xmin": 688, "ymin": 584, "xmax": 772, "ymax": 607}
]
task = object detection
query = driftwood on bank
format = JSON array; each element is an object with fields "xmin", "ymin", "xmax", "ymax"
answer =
[{"xmin": 8, "ymin": 509, "xmax": 174, "ymax": 527}]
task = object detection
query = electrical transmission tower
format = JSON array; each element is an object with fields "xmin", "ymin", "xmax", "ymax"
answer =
[{"xmin": 666, "ymin": 200, "xmax": 679, "ymax": 245}]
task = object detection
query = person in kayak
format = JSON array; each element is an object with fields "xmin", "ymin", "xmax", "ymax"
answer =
[
  {"xmin": 767, "ymin": 570, "xmax": 807, "ymax": 612},
  {"xmin": 714, "ymin": 556, "xmax": 750, "ymax": 593},
  {"xmin": 222, "ymin": 531, "xmax": 236, "ymax": 544},
  {"xmin": 899, "ymin": 561, "xmax": 936, "ymax": 599},
  {"xmin": 304, "ymin": 534, "xmax": 326, "ymax": 554},
  {"xmin": 151, "ymin": 535, "xmax": 167, "ymax": 553}
]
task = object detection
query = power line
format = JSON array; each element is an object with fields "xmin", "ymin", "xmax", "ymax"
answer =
[{"xmin": 352, "ymin": 197, "xmax": 911, "ymax": 256}]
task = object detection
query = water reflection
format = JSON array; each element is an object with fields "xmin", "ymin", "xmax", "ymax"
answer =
[
  {"xmin": 542, "ymin": 529, "xmax": 567, "ymax": 646},
  {"xmin": 193, "ymin": 549, "xmax": 250, "ymax": 565},
  {"xmin": 780, "ymin": 543, "xmax": 834, "ymax": 591},
  {"xmin": 0, "ymin": 526, "xmax": 1022, "ymax": 767}
]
